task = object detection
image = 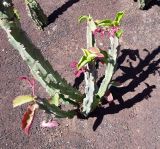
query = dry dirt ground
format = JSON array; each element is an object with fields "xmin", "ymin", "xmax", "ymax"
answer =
[{"xmin": 0, "ymin": 0, "xmax": 160, "ymax": 148}]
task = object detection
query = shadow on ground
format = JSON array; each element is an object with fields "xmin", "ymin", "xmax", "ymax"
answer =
[
  {"xmin": 48, "ymin": 0, "xmax": 80, "ymax": 25},
  {"xmin": 134, "ymin": 0, "xmax": 160, "ymax": 10},
  {"xmin": 82, "ymin": 46, "xmax": 160, "ymax": 130},
  {"xmin": 47, "ymin": 0, "xmax": 160, "ymax": 26}
]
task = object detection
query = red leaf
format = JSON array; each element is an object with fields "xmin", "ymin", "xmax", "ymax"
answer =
[
  {"xmin": 19, "ymin": 76, "xmax": 35, "ymax": 96},
  {"xmin": 93, "ymin": 28, "xmax": 105, "ymax": 38},
  {"xmin": 21, "ymin": 104, "xmax": 38, "ymax": 135},
  {"xmin": 107, "ymin": 26, "xmax": 119, "ymax": 37}
]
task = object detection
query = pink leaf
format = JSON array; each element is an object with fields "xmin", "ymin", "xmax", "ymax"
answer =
[
  {"xmin": 19, "ymin": 76, "xmax": 35, "ymax": 96},
  {"xmin": 93, "ymin": 28, "xmax": 106, "ymax": 38},
  {"xmin": 107, "ymin": 26, "xmax": 119, "ymax": 37},
  {"xmin": 40, "ymin": 120, "xmax": 59, "ymax": 128}
]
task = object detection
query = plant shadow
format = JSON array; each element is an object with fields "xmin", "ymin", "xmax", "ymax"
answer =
[
  {"xmin": 47, "ymin": 0, "xmax": 80, "ymax": 25},
  {"xmin": 134, "ymin": 0, "xmax": 160, "ymax": 10},
  {"xmin": 87, "ymin": 46, "xmax": 160, "ymax": 130},
  {"xmin": 143, "ymin": 0, "xmax": 160, "ymax": 10}
]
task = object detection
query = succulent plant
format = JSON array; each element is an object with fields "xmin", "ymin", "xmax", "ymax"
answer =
[
  {"xmin": 24, "ymin": 0, "xmax": 48, "ymax": 29},
  {"xmin": 0, "ymin": 0, "xmax": 83, "ymax": 103},
  {"xmin": 0, "ymin": 0, "xmax": 125, "ymax": 134},
  {"xmin": 138, "ymin": 0, "xmax": 153, "ymax": 9}
]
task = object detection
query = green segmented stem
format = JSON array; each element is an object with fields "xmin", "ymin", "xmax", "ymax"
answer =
[
  {"xmin": 25, "ymin": 0, "xmax": 47, "ymax": 29},
  {"xmin": 36, "ymin": 98, "xmax": 76, "ymax": 118},
  {"xmin": 138, "ymin": 0, "xmax": 153, "ymax": 9},
  {"xmin": 0, "ymin": 0, "xmax": 83, "ymax": 103},
  {"xmin": 82, "ymin": 19, "xmax": 97, "ymax": 116},
  {"xmin": 97, "ymin": 37, "xmax": 119, "ymax": 98}
]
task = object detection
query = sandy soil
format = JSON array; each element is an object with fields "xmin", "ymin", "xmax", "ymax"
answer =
[{"xmin": 0, "ymin": 0, "xmax": 160, "ymax": 148}]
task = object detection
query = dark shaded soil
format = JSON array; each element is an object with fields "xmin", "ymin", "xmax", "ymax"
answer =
[{"xmin": 0, "ymin": 0, "xmax": 160, "ymax": 148}]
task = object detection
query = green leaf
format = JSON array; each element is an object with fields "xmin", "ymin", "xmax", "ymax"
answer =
[
  {"xmin": 77, "ymin": 49, "xmax": 96, "ymax": 69},
  {"xmin": 82, "ymin": 48, "xmax": 91, "ymax": 56},
  {"xmin": 78, "ymin": 15, "xmax": 90, "ymax": 23},
  {"xmin": 13, "ymin": 95, "xmax": 34, "ymax": 108},
  {"xmin": 112, "ymin": 21, "xmax": 119, "ymax": 26},
  {"xmin": 96, "ymin": 19, "xmax": 113, "ymax": 27},
  {"xmin": 49, "ymin": 93, "xmax": 59, "ymax": 106},
  {"xmin": 114, "ymin": 11, "xmax": 124, "ymax": 25},
  {"xmin": 77, "ymin": 56, "xmax": 88, "ymax": 70},
  {"xmin": 87, "ymin": 53, "xmax": 96, "ymax": 61},
  {"xmin": 116, "ymin": 29, "xmax": 123, "ymax": 38}
]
